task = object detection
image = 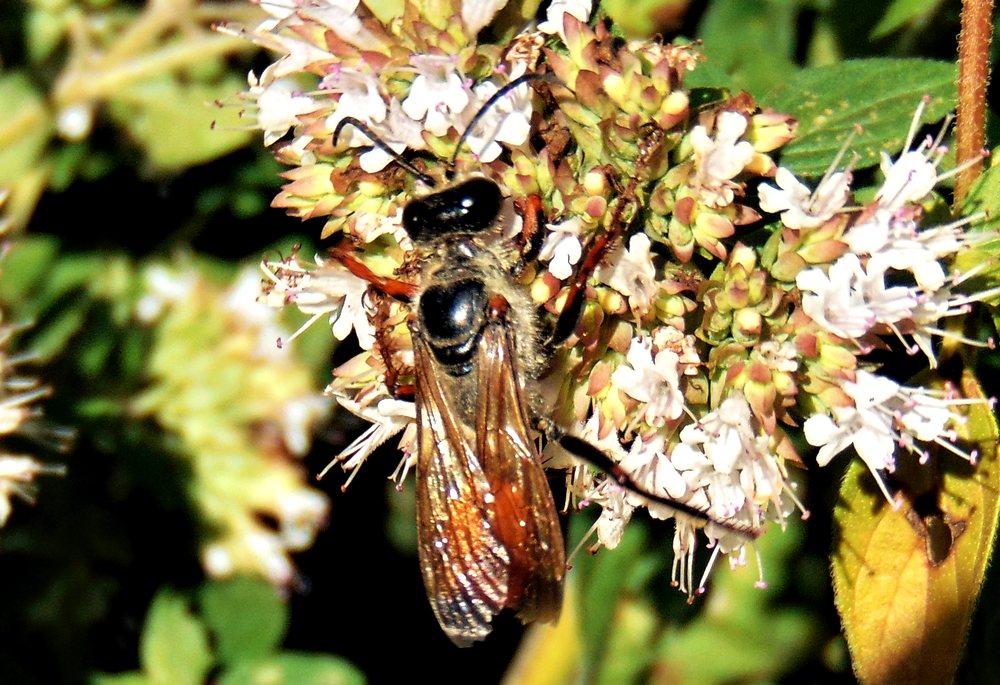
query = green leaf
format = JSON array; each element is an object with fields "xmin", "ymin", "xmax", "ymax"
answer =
[
  {"xmin": 139, "ymin": 590, "xmax": 213, "ymax": 685},
  {"xmin": 106, "ymin": 72, "xmax": 254, "ymax": 171},
  {"xmin": 199, "ymin": 576, "xmax": 288, "ymax": 666},
  {"xmin": 957, "ymin": 163, "xmax": 1000, "ymax": 295},
  {"xmin": 0, "ymin": 237, "xmax": 113, "ymax": 319},
  {"xmin": 871, "ymin": 0, "xmax": 944, "ymax": 39},
  {"xmin": 90, "ymin": 674, "xmax": 151, "ymax": 685},
  {"xmin": 0, "ymin": 236, "xmax": 61, "ymax": 306},
  {"xmin": 804, "ymin": 16, "xmax": 842, "ymax": 68},
  {"xmin": 697, "ymin": 0, "xmax": 799, "ymax": 96},
  {"xmin": 26, "ymin": 5, "xmax": 73, "ymax": 62},
  {"xmin": 656, "ymin": 519, "xmax": 821, "ymax": 684},
  {"xmin": 0, "ymin": 238, "xmax": 129, "ymax": 360},
  {"xmin": 0, "ymin": 71, "xmax": 53, "ymax": 187},
  {"xmin": 831, "ymin": 371, "xmax": 1000, "ymax": 685},
  {"xmin": 571, "ymin": 514, "xmax": 650, "ymax": 675},
  {"xmin": 595, "ymin": 596, "xmax": 657, "ymax": 685},
  {"xmin": 600, "ymin": 0, "xmax": 688, "ymax": 38},
  {"xmin": 763, "ymin": 59, "xmax": 956, "ymax": 177},
  {"xmin": 570, "ymin": 513, "xmax": 821, "ymax": 684},
  {"xmin": 218, "ymin": 653, "xmax": 365, "ymax": 685}
]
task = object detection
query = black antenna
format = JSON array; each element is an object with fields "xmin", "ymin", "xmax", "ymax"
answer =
[
  {"xmin": 334, "ymin": 117, "xmax": 437, "ymax": 187},
  {"xmin": 335, "ymin": 73, "xmax": 562, "ymax": 185},
  {"xmin": 449, "ymin": 72, "xmax": 562, "ymax": 170}
]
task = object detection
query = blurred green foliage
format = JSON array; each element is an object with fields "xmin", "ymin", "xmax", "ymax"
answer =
[
  {"xmin": 92, "ymin": 578, "xmax": 364, "ymax": 685},
  {"xmin": 0, "ymin": 1, "xmax": 998, "ymax": 684}
]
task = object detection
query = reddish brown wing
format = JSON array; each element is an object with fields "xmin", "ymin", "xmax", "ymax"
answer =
[
  {"xmin": 411, "ymin": 313, "xmax": 565, "ymax": 645},
  {"xmin": 474, "ymin": 317, "xmax": 564, "ymax": 626},
  {"xmin": 412, "ymin": 330, "xmax": 511, "ymax": 645}
]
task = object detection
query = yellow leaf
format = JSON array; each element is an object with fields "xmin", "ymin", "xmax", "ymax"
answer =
[
  {"xmin": 832, "ymin": 370, "xmax": 1000, "ymax": 685},
  {"xmin": 502, "ymin": 576, "xmax": 582, "ymax": 685}
]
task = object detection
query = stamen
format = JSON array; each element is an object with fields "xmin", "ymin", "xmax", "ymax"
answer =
[
  {"xmin": 751, "ymin": 541, "xmax": 768, "ymax": 589},
  {"xmin": 567, "ymin": 519, "xmax": 601, "ymax": 565},
  {"xmin": 782, "ymin": 481, "xmax": 811, "ymax": 521},
  {"xmin": 696, "ymin": 544, "xmax": 723, "ymax": 595},
  {"xmin": 277, "ymin": 309, "xmax": 328, "ymax": 349},
  {"xmin": 389, "ymin": 452, "xmax": 415, "ymax": 486},
  {"xmin": 928, "ymin": 113, "xmax": 956, "ymax": 152},
  {"xmin": 809, "ymin": 129, "xmax": 859, "ymax": 214},
  {"xmin": 935, "ymin": 150, "xmax": 989, "ymax": 183},
  {"xmin": 931, "ymin": 436, "xmax": 979, "ymax": 464},
  {"xmin": 902, "ymin": 96, "xmax": 930, "ymax": 153},
  {"xmin": 870, "ymin": 468, "xmax": 898, "ymax": 509},
  {"xmin": 0, "ymin": 386, "xmax": 51, "ymax": 410}
]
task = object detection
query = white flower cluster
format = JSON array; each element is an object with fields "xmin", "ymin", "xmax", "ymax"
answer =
[
  {"xmin": 138, "ymin": 264, "xmax": 333, "ymax": 586},
  {"xmin": 562, "ymin": 101, "xmax": 993, "ymax": 593},
  {"xmin": 690, "ymin": 110, "xmax": 757, "ymax": 208},
  {"xmin": 245, "ymin": 0, "xmax": 993, "ymax": 599},
  {"xmin": 260, "ymin": 251, "xmax": 377, "ymax": 350},
  {"xmin": 229, "ymin": 0, "xmax": 552, "ymax": 170},
  {"xmin": 761, "ymin": 101, "xmax": 994, "ymax": 506}
]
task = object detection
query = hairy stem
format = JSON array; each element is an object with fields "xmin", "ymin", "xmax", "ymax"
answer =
[{"xmin": 955, "ymin": 0, "xmax": 994, "ymax": 205}]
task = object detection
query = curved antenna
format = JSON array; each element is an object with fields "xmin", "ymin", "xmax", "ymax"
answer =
[
  {"xmin": 334, "ymin": 117, "xmax": 437, "ymax": 187},
  {"xmin": 449, "ymin": 72, "xmax": 562, "ymax": 170}
]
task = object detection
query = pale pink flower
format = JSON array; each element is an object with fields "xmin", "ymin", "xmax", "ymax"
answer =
[
  {"xmin": 611, "ymin": 337, "xmax": 684, "ymax": 426},
  {"xmin": 538, "ymin": 217, "xmax": 584, "ymax": 280},
  {"xmin": 402, "ymin": 56, "xmax": 471, "ymax": 138},
  {"xmin": 758, "ymin": 166, "xmax": 850, "ymax": 229},
  {"xmin": 796, "ymin": 255, "xmax": 875, "ymax": 339},
  {"xmin": 596, "ymin": 233, "xmax": 658, "ymax": 314},
  {"xmin": 690, "ymin": 111, "xmax": 755, "ymax": 206}
]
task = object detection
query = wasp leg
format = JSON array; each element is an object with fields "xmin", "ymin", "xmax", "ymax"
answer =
[
  {"xmin": 511, "ymin": 194, "xmax": 546, "ymax": 275},
  {"xmin": 377, "ymin": 328, "xmax": 415, "ymax": 401},
  {"xmin": 362, "ymin": 292, "xmax": 416, "ymax": 402},
  {"xmin": 534, "ymin": 418, "xmax": 760, "ymax": 541},
  {"xmin": 331, "ymin": 244, "xmax": 418, "ymax": 398},
  {"xmin": 547, "ymin": 172, "xmax": 640, "ymax": 347},
  {"xmin": 547, "ymin": 227, "xmax": 615, "ymax": 348},
  {"xmin": 549, "ymin": 178, "xmax": 648, "ymax": 349},
  {"xmin": 548, "ymin": 126, "xmax": 668, "ymax": 349},
  {"xmin": 330, "ymin": 243, "xmax": 419, "ymax": 303},
  {"xmin": 381, "ymin": 355, "xmax": 416, "ymax": 400}
]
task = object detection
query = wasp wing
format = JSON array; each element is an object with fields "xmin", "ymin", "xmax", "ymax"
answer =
[
  {"xmin": 474, "ymin": 317, "xmax": 564, "ymax": 626},
  {"xmin": 411, "ymin": 313, "xmax": 565, "ymax": 645},
  {"xmin": 412, "ymin": 330, "xmax": 510, "ymax": 645}
]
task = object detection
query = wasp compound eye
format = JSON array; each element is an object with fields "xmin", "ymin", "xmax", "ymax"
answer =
[{"xmin": 403, "ymin": 178, "xmax": 503, "ymax": 241}]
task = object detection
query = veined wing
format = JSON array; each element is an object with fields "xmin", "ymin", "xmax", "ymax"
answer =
[
  {"xmin": 412, "ymin": 329, "xmax": 510, "ymax": 646},
  {"xmin": 475, "ymin": 315, "xmax": 565, "ymax": 626},
  {"xmin": 411, "ymin": 307, "xmax": 566, "ymax": 644}
]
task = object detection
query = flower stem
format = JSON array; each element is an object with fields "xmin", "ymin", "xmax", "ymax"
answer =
[
  {"xmin": 51, "ymin": 0, "xmax": 260, "ymax": 109},
  {"xmin": 955, "ymin": 0, "xmax": 994, "ymax": 205},
  {"xmin": 53, "ymin": 33, "xmax": 249, "ymax": 106}
]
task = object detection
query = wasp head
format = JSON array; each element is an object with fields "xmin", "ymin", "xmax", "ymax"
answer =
[{"xmin": 402, "ymin": 177, "xmax": 503, "ymax": 242}]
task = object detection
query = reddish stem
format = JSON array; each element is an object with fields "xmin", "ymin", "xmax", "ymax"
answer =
[{"xmin": 955, "ymin": 0, "xmax": 994, "ymax": 205}]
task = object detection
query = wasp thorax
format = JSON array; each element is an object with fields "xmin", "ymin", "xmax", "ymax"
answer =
[
  {"xmin": 418, "ymin": 278, "xmax": 487, "ymax": 371},
  {"xmin": 403, "ymin": 177, "xmax": 503, "ymax": 242}
]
